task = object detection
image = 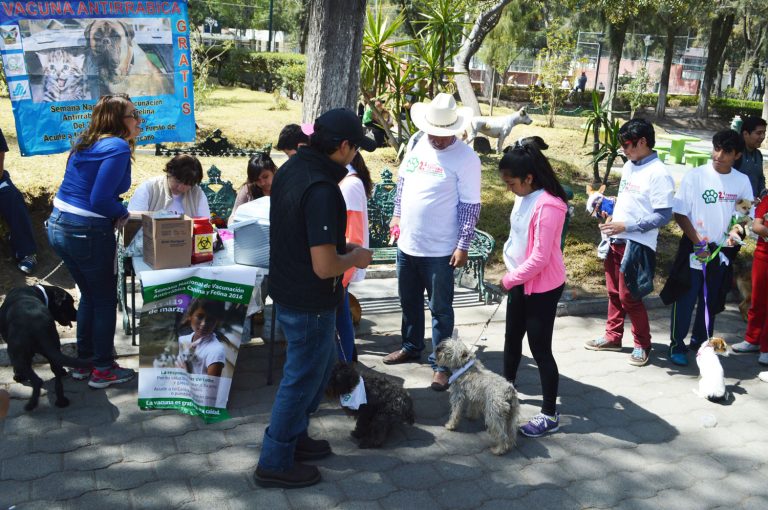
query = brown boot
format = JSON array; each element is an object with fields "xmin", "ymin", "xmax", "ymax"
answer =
[{"xmin": 382, "ymin": 349, "xmax": 420, "ymax": 365}]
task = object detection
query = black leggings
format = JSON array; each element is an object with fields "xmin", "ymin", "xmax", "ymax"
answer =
[{"xmin": 504, "ymin": 283, "xmax": 563, "ymax": 416}]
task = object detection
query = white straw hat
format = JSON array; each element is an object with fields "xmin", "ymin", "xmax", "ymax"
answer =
[{"xmin": 410, "ymin": 93, "xmax": 472, "ymax": 136}]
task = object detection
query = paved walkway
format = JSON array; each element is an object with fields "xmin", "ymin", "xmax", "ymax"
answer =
[{"xmin": 2, "ymin": 279, "xmax": 768, "ymax": 509}]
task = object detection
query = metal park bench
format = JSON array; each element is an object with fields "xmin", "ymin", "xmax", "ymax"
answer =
[{"xmin": 367, "ymin": 168, "xmax": 497, "ymax": 303}]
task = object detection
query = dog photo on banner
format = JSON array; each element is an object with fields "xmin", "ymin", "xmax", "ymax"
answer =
[{"xmin": 137, "ymin": 265, "xmax": 257, "ymax": 423}]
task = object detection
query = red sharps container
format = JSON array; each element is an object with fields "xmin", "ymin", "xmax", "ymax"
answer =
[{"xmin": 192, "ymin": 217, "xmax": 214, "ymax": 264}]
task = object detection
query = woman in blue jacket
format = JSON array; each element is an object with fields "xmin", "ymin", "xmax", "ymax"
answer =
[{"xmin": 47, "ymin": 94, "xmax": 142, "ymax": 389}]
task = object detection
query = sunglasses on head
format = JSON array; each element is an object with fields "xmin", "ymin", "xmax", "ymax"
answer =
[
  {"xmin": 620, "ymin": 138, "xmax": 639, "ymax": 149},
  {"xmin": 123, "ymin": 110, "xmax": 141, "ymax": 120}
]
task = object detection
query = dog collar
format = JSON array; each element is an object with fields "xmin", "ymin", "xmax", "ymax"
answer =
[
  {"xmin": 34, "ymin": 284, "xmax": 48, "ymax": 307},
  {"xmin": 340, "ymin": 376, "xmax": 367, "ymax": 410},
  {"xmin": 448, "ymin": 359, "xmax": 475, "ymax": 384}
]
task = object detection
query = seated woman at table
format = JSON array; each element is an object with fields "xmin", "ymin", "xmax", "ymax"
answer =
[
  {"xmin": 128, "ymin": 154, "xmax": 210, "ymax": 218},
  {"xmin": 230, "ymin": 152, "xmax": 277, "ymax": 220},
  {"xmin": 177, "ymin": 298, "xmax": 233, "ymax": 377}
]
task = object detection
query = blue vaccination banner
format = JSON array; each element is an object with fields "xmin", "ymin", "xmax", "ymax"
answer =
[{"xmin": 0, "ymin": 1, "xmax": 195, "ymax": 155}]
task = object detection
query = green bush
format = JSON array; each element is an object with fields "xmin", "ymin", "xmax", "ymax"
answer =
[
  {"xmin": 242, "ymin": 52, "xmax": 306, "ymax": 92},
  {"xmin": 667, "ymin": 94, "xmax": 698, "ymax": 107},
  {"xmin": 710, "ymin": 98, "xmax": 762, "ymax": 119},
  {"xmin": 277, "ymin": 62, "xmax": 306, "ymax": 99}
]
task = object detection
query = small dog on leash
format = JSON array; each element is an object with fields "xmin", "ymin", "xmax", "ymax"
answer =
[
  {"xmin": 585, "ymin": 183, "xmax": 616, "ymax": 260},
  {"xmin": 0, "ymin": 285, "xmax": 88, "ymax": 411},
  {"xmin": 326, "ymin": 363, "xmax": 415, "ymax": 448},
  {"xmin": 733, "ymin": 255, "xmax": 752, "ymax": 321},
  {"xmin": 695, "ymin": 337, "xmax": 729, "ymax": 403},
  {"xmin": 435, "ymin": 338, "xmax": 519, "ymax": 455}
]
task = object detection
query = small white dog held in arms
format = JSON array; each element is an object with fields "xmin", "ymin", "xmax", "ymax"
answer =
[
  {"xmin": 695, "ymin": 337, "xmax": 729, "ymax": 403},
  {"xmin": 435, "ymin": 336, "xmax": 520, "ymax": 455},
  {"xmin": 466, "ymin": 108, "xmax": 533, "ymax": 153}
]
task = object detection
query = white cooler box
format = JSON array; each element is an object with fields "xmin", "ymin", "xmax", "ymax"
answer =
[{"xmin": 229, "ymin": 197, "xmax": 270, "ymax": 268}]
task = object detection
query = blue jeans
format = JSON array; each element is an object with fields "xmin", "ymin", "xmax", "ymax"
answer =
[
  {"xmin": 47, "ymin": 208, "xmax": 117, "ymax": 367},
  {"xmin": 669, "ymin": 263, "xmax": 726, "ymax": 355},
  {"xmin": 0, "ymin": 171, "xmax": 37, "ymax": 259},
  {"xmin": 397, "ymin": 249, "xmax": 454, "ymax": 372},
  {"xmin": 259, "ymin": 304, "xmax": 336, "ymax": 471},
  {"xmin": 335, "ymin": 287, "xmax": 355, "ymax": 363}
]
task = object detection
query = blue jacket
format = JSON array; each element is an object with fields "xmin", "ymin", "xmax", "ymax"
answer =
[{"xmin": 55, "ymin": 137, "xmax": 131, "ymax": 218}]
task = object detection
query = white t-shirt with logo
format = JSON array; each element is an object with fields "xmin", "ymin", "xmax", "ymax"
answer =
[
  {"xmin": 504, "ymin": 189, "xmax": 544, "ymax": 271},
  {"xmin": 673, "ymin": 163, "xmax": 754, "ymax": 247},
  {"xmin": 612, "ymin": 157, "xmax": 675, "ymax": 250},
  {"xmin": 397, "ymin": 137, "xmax": 481, "ymax": 257}
]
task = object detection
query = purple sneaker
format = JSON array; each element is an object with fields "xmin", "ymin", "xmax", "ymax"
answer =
[{"xmin": 520, "ymin": 413, "xmax": 560, "ymax": 438}]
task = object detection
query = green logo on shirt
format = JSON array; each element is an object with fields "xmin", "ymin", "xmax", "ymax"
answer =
[
  {"xmin": 402, "ymin": 156, "xmax": 418, "ymax": 174},
  {"xmin": 702, "ymin": 189, "xmax": 718, "ymax": 204}
]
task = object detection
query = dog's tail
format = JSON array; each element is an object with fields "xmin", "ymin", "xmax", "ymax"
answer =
[{"xmin": 40, "ymin": 344, "xmax": 92, "ymax": 370}]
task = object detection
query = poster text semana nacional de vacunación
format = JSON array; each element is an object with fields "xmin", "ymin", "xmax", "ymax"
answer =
[
  {"xmin": 0, "ymin": 1, "xmax": 194, "ymax": 155},
  {"xmin": 138, "ymin": 265, "xmax": 257, "ymax": 423}
]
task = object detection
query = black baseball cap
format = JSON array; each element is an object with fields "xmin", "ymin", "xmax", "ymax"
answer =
[{"xmin": 314, "ymin": 108, "xmax": 377, "ymax": 152}]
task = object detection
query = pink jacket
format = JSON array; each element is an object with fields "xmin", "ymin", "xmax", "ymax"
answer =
[{"xmin": 502, "ymin": 191, "xmax": 567, "ymax": 295}]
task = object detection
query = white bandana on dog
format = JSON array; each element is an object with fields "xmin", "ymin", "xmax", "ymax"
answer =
[
  {"xmin": 448, "ymin": 359, "xmax": 475, "ymax": 384},
  {"xmin": 34, "ymin": 284, "xmax": 48, "ymax": 307},
  {"xmin": 340, "ymin": 376, "xmax": 367, "ymax": 410}
]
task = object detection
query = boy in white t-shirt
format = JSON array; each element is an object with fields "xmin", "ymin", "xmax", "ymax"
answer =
[
  {"xmin": 661, "ymin": 130, "xmax": 753, "ymax": 367},
  {"xmin": 584, "ymin": 119, "xmax": 675, "ymax": 367}
]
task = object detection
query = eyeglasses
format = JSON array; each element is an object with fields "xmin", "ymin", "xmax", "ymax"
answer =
[
  {"xmin": 621, "ymin": 139, "xmax": 637, "ymax": 149},
  {"xmin": 123, "ymin": 110, "xmax": 141, "ymax": 120}
]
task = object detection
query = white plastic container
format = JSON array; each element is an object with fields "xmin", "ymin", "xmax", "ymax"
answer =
[{"xmin": 229, "ymin": 197, "xmax": 270, "ymax": 268}]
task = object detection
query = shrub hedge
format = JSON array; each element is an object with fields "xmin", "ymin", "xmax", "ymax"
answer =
[{"xmin": 202, "ymin": 46, "xmax": 306, "ymax": 93}]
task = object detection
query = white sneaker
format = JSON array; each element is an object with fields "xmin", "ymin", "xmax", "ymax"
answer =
[
  {"xmin": 759, "ymin": 352, "xmax": 768, "ymax": 366},
  {"xmin": 759, "ymin": 372, "xmax": 768, "ymax": 383},
  {"xmin": 732, "ymin": 341, "xmax": 760, "ymax": 353}
]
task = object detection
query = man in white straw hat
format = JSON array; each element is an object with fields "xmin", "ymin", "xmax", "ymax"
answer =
[{"xmin": 382, "ymin": 93, "xmax": 482, "ymax": 392}]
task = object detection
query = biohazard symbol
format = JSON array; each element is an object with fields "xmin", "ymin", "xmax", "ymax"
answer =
[{"xmin": 196, "ymin": 235, "xmax": 212, "ymax": 250}]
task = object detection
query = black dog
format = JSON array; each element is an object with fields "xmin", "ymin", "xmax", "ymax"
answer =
[
  {"xmin": 0, "ymin": 285, "xmax": 88, "ymax": 410},
  {"xmin": 326, "ymin": 363, "xmax": 414, "ymax": 448}
]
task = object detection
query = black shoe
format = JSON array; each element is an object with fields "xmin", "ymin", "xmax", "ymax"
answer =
[
  {"xmin": 295, "ymin": 435, "xmax": 332, "ymax": 461},
  {"xmin": 253, "ymin": 463, "xmax": 321, "ymax": 489}
]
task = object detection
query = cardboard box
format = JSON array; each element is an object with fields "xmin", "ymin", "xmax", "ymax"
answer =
[
  {"xmin": 121, "ymin": 211, "xmax": 148, "ymax": 248},
  {"xmin": 142, "ymin": 213, "xmax": 192, "ymax": 269}
]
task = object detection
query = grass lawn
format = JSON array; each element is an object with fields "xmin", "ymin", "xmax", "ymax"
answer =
[{"xmin": 0, "ymin": 86, "xmax": 687, "ymax": 296}]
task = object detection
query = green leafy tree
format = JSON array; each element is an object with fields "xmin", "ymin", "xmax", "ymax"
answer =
[
  {"xmin": 624, "ymin": 66, "xmax": 651, "ymax": 118},
  {"xmin": 533, "ymin": 27, "xmax": 575, "ymax": 128}
]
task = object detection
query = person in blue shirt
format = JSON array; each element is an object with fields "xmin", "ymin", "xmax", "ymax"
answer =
[{"xmin": 47, "ymin": 93, "xmax": 142, "ymax": 389}]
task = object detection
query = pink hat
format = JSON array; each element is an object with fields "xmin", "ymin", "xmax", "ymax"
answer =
[{"xmin": 301, "ymin": 123, "xmax": 314, "ymax": 136}]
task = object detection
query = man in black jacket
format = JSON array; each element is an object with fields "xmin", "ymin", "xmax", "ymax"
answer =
[{"xmin": 254, "ymin": 109, "xmax": 374, "ymax": 489}]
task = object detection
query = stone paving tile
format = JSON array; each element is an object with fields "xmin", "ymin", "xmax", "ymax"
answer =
[
  {"xmin": 1, "ymin": 452, "xmax": 62, "ymax": 481},
  {"xmin": 384, "ymin": 461, "xmax": 443, "ymax": 489},
  {"xmin": 228, "ymin": 488, "xmax": 291, "ymax": 510},
  {"xmin": 0, "ymin": 479, "xmax": 31, "ymax": 508},
  {"xmin": 0, "ymin": 434, "xmax": 30, "ymax": 460},
  {"xmin": 336, "ymin": 471, "xmax": 397, "ymax": 501},
  {"xmin": 30, "ymin": 425, "xmax": 92, "ymax": 454},
  {"xmin": 121, "ymin": 436, "xmax": 179, "ymax": 463},
  {"xmin": 176, "ymin": 428, "xmax": 233, "ymax": 453},
  {"xmin": 205, "ymin": 446, "xmax": 258, "ymax": 473},
  {"xmin": 377, "ymin": 489, "xmax": 439, "ymax": 509},
  {"xmin": 94, "ymin": 461, "xmax": 158, "ymax": 491},
  {"xmin": 62, "ymin": 444, "xmax": 123, "ymax": 471},
  {"xmin": 285, "ymin": 479, "xmax": 346, "ymax": 507},
  {"xmin": 31, "ymin": 470, "xmax": 96, "ymax": 501},
  {"xmin": 129, "ymin": 479, "xmax": 194, "ymax": 508}
]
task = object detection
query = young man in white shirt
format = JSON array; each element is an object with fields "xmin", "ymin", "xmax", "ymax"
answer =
[
  {"xmin": 661, "ymin": 130, "xmax": 753, "ymax": 366},
  {"xmin": 381, "ymin": 93, "xmax": 481, "ymax": 392},
  {"xmin": 584, "ymin": 119, "xmax": 675, "ymax": 366}
]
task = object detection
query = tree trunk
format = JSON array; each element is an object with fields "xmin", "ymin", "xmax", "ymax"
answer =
[
  {"xmin": 715, "ymin": 53, "xmax": 727, "ymax": 98},
  {"xmin": 655, "ymin": 24, "xmax": 677, "ymax": 119},
  {"xmin": 302, "ymin": 0, "xmax": 367, "ymax": 122},
  {"xmin": 602, "ymin": 18, "xmax": 629, "ymax": 113},
  {"xmin": 453, "ymin": 0, "xmax": 514, "ymax": 116},
  {"xmin": 482, "ymin": 67, "xmax": 496, "ymax": 106},
  {"xmin": 298, "ymin": 3, "xmax": 310, "ymax": 54},
  {"xmin": 763, "ymin": 85, "xmax": 768, "ymax": 120},
  {"xmin": 696, "ymin": 12, "xmax": 735, "ymax": 118}
]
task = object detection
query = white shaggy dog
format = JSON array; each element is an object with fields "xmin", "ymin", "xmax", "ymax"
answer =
[
  {"xmin": 435, "ymin": 338, "xmax": 519, "ymax": 455},
  {"xmin": 695, "ymin": 337, "xmax": 729, "ymax": 403},
  {"xmin": 465, "ymin": 108, "xmax": 533, "ymax": 153}
]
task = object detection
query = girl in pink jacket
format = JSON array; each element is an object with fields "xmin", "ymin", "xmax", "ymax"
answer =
[{"xmin": 499, "ymin": 138, "xmax": 567, "ymax": 438}]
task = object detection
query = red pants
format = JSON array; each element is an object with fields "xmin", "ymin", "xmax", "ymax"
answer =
[
  {"xmin": 604, "ymin": 243, "xmax": 651, "ymax": 349},
  {"xmin": 745, "ymin": 253, "xmax": 768, "ymax": 353}
]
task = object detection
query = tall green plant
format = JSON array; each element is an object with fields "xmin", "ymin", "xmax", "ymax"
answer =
[
  {"xmin": 624, "ymin": 66, "xmax": 652, "ymax": 118},
  {"xmin": 582, "ymin": 91, "xmax": 627, "ymax": 184},
  {"xmin": 534, "ymin": 27, "xmax": 576, "ymax": 128}
]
